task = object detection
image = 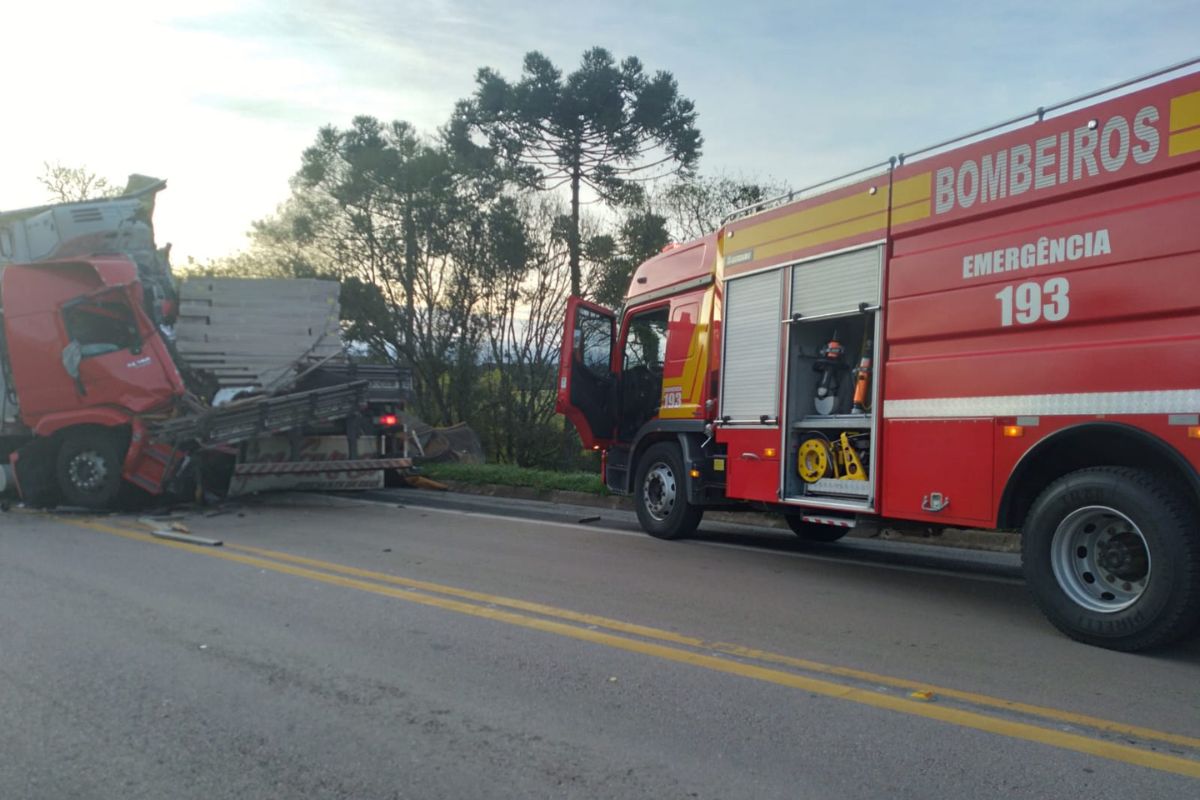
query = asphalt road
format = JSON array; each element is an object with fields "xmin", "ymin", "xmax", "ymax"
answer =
[{"xmin": 2, "ymin": 489, "xmax": 1198, "ymax": 799}]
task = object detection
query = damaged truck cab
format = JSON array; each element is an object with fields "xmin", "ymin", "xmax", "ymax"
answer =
[
  {"xmin": 1, "ymin": 179, "xmax": 412, "ymax": 509},
  {"xmin": 1, "ymin": 258, "xmax": 185, "ymax": 507}
]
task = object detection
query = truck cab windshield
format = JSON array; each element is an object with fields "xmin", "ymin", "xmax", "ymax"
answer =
[{"xmin": 63, "ymin": 292, "xmax": 140, "ymax": 357}]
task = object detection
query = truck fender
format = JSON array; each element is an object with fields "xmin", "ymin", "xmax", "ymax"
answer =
[
  {"xmin": 677, "ymin": 432, "xmax": 710, "ymax": 505},
  {"xmin": 624, "ymin": 420, "xmax": 707, "ymax": 499},
  {"xmin": 32, "ymin": 407, "xmax": 134, "ymax": 439},
  {"xmin": 32, "ymin": 411, "xmax": 166, "ymax": 493},
  {"xmin": 997, "ymin": 421, "xmax": 1200, "ymax": 529}
]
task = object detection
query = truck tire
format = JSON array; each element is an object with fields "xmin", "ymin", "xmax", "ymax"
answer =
[
  {"xmin": 55, "ymin": 429, "xmax": 128, "ymax": 510},
  {"xmin": 634, "ymin": 442, "xmax": 703, "ymax": 540},
  {"xmin": 784, "ymin": 514, "xmax": 848, "ymax": 542},
  {"xmin": 1021, "ymin": 467, "xmax": 1200, "ymax": 651}
]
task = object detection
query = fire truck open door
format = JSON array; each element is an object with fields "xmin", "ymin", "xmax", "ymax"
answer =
[{"xmin": 555, "ymin": 296, "xmax": 616, "ymax": 450}]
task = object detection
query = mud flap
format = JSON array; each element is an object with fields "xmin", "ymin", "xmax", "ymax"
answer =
[
  {"xmin": 10, "ymin": 438, "xmax": 60, "ymax": 508},
  {"xmin": 122, "ymin": 441, "xmax": 182, "ymax": 496}
]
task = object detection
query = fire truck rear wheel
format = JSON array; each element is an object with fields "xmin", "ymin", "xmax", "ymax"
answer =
[
  {"xmin": 784, "ymin": 514, "xmax": 848, "ymax": 542},
  {"xmin": 55, "ymin": 428, "xmax": 128, "ymax": 510},
  {"xmin": 634, "ymin": 442, "xmax": 703, "ymax": 540},
  {"xmin": 1021, "ymin": 467, "xmax": 1200, "ymax": 652}
]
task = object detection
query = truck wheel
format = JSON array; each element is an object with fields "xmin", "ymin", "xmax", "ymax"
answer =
[
  {"xmin": 634, "ymin": 442, "xmax": 703, "ymax": 540},
  {"xmin": 784, "ymin": 514, "xmax": 848, "ymax": 542},
  {"xmin": 1021, "ymin": 467, "xmax": 1200, "ymax": 651},
  {"xmin": 55, "ymin": 429, "xmax": 128, "ymax": 510}
]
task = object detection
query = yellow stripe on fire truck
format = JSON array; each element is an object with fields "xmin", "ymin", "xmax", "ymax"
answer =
[
  {"xmin": 1168, "ymin": 90, "xmax": 1200, "ymax": 156},
  {"xmin": 728, "ymin": 171, "xmax": 935, "ymax": 264}
]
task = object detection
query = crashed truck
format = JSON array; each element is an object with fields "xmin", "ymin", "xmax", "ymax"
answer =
[{"xmin": 0, "ymin": 177, "xmax": 412, "ymax": 509}]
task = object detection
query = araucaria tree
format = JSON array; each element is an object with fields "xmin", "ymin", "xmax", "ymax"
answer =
[{"xmin": 454, "ymin": 47, "xmax": 702, "ymax": 296}]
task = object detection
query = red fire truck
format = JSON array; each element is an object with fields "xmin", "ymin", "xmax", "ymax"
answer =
[{"xmin": 556, "ymin": 61, "xmax": 1200, "ymax": 651}]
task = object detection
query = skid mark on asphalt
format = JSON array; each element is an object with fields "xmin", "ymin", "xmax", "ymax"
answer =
[{"xmin": 54, "ymin": 513, "xmax": 1200, "ymax": 780}]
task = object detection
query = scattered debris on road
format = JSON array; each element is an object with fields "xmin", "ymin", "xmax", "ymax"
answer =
[{"xmin": 149, "ymin": 528, "xmax": 223, "ymax": 547}]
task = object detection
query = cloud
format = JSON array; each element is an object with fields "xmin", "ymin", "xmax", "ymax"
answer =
[{"xmin": 1, "ymin": 0, "xmax": 1196, "ymax": 261}]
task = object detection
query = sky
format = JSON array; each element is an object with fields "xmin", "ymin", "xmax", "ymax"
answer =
[{"xmin": 1, "ymin": 0, "xmax": 1197, "ymax": 264}]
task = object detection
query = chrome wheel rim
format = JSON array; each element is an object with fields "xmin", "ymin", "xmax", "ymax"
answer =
[
  {"xmin": 68, "ymin": 450, "xmax": 108, "ymax": 492},
  {"xmin": 643, "ymin": 462, "xmax": 677, "ymax": 522},
  {"xmin": 1051, "ymin": 505, "xmax": 1150, "ymax": 613}
]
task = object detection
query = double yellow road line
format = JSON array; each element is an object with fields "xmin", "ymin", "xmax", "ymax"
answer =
[{"xmin": 60, "ymin": 514, "xmax": 1200, "ymax": 780}]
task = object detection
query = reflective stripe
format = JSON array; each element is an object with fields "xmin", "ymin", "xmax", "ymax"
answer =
[
  {"xmin": 233, "ymin": 458, "xmax": 412, "ymax": 475},
  {"xmin": 883, "ymin": 389, "xmax": 1200, "ymax": 419},
  {"xmin": 802, "ymin": 515, "xmax": 855, "ymax": 528}
]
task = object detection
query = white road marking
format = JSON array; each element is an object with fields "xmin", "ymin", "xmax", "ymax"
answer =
[{"xmin": 317, "ymin": 494, "xmax": 1023, "ymax": 586}]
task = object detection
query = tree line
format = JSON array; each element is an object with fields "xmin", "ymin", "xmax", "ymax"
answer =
[{"xmin": 54, "ymin": 49, "xmax": 784, "ymax": 469}]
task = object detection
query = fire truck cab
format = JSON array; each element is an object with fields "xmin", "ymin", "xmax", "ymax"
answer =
[{"xmin": 557, "ymin": 62, "xmax": 1200, "ymax": 651}]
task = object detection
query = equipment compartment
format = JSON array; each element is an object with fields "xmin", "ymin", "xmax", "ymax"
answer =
[{"xmin": 782, "ymin": 307, "xmax": 879, "ymax": 506}]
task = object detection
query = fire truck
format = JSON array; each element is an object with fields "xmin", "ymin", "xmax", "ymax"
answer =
[{"xmin": 556, "ymin": 60, "xmax": 1200, "ymax": 651}]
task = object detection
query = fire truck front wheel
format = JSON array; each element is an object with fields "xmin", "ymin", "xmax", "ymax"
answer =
[
  {"xmin": 634, "ymin": 442, "xmax": 703, "ymax": 540},
  {"xmin": 1021, "ymin": 467, "xmax": 1200, "ymax": 652},
  {"xmin": 55, "ymin": 428, "xmax": 128, "ymax": 510}
]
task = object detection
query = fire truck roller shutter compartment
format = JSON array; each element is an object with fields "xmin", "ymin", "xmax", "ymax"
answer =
[
  {"xmin": 720, "ymin": 269, "xmax": 785, "ymax": 424},
  {"xmin": 719, "ymin": 270, "xmax": 786, "ymax": 503},
  {"xmin": 783, "ymin": 244, "xmax": 882, "ymax": 505},
  {"xmin": 789, "ymin": 244, "xmax": 882, "ymax": 319}
]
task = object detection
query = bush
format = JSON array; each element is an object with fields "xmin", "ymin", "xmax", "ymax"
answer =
[{"xmin": 419, "ymin": 462, "xmax": 605, "ymax": 494}]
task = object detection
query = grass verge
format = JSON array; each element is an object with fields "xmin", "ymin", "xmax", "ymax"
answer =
[{"xmin": 418, "ymin": 462, "xmax": 606, "ymax": 495}]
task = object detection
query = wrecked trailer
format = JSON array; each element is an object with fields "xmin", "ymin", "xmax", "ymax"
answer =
[{"xmin": 0, "ymin": 180, "xmax": 411, "ymax": 509}]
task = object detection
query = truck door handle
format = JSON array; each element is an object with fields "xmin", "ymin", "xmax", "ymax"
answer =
[
  {"xmin": 740, "ymin": 452, "xmax": 761, "ymax": 461},
  {"xmin": 922, "ymin": 492, "xmax": 950, "ymax": 513}
]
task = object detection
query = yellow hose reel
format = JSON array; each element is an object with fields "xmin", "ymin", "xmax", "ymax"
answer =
[
  {"xmin": 797, "ymin": 432, "xmax": 867, "ymax": 483},
  {"xmin": 797, "ymin": 435, "xmax": 833, "ymax": 482}
]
